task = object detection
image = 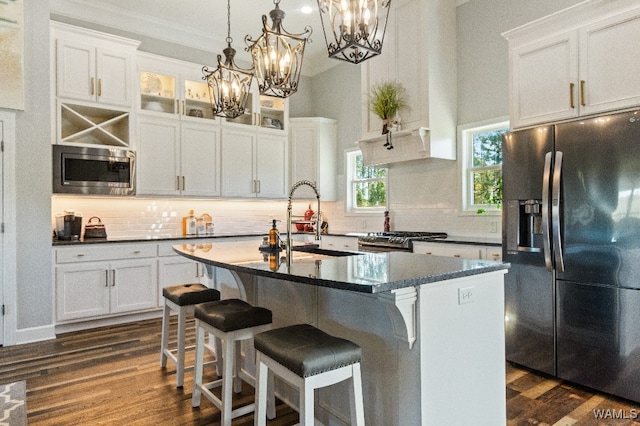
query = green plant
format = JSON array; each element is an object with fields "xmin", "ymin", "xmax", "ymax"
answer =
[{"xmin": 368, "ymin": 81, "xmax": 409, "ymax": 134}]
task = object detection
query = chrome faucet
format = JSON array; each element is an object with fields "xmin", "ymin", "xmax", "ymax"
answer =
[{"xmin": 286, "ymin": 180, "xmax": 321, "ymax": 252}]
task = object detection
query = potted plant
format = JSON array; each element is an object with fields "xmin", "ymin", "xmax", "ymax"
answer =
[{"xmin": 368, "ymin": 81, "xmax": 409, "ymax": 135}]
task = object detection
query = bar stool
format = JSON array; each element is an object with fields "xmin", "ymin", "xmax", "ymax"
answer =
[
  {"xmin": 254, "ymin": 323, "xmax": 365, "ymax": 426},
  {"xmin": 160, "ymin": 283, "xmax": 221, "ymax": 388},
  {"xmin": 192, "ymin": 299, "xmax": 275, "ymax": 426}
]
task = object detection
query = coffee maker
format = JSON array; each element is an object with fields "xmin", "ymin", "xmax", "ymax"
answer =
[{"xmin": 55, "ymin": 210, "xmax": 83, "ymax": 240}]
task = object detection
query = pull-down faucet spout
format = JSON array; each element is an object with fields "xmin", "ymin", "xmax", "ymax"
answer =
[{"xmin": 286, "ymin": 180, "xmax": 321, "ymax": 253}]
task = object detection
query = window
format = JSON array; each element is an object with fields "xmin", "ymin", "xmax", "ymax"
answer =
[
  {"xmin": 460, "ymin": 118, "xmax": 509, "ymax": 213},
  {"xmin": 346, "ymin": 149, "xmax": 387, "ymax": 212}
]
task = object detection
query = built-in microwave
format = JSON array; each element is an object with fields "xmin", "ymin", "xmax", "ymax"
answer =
[{"xmin": 53, "ymin": 145, "xmax": 136, "ymax": 195}]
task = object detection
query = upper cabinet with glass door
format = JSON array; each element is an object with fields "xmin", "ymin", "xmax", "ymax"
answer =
[
  {"xmin": 137, "ymin": 52, "xmax": 218, "ymax": 121},
  {"xmin": 224, "ymin": 84, "xmax": 288, "ymax": 133}
]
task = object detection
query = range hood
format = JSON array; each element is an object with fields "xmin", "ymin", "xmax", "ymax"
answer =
[{"xmin": 357, "ymin": 127, "xmax": 456, "ymax": 167}]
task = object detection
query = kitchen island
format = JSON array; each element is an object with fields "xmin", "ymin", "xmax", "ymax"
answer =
[{"xmin": 174, "ymin": 240, "xmax": 509, "ymax": 426}]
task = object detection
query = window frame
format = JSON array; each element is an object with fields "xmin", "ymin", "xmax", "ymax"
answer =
[
  {"xmin": 458, "ymin": 117, "xmax": 509, "ymax": 215},
  {"xmin": 345, "ymin": 148, "xmax": 388, "ymax": 214}
]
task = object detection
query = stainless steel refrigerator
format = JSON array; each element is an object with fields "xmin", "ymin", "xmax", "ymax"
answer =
[{"xmin": 503, "ymin": 109, "xmax": 640, "ymax": 403}]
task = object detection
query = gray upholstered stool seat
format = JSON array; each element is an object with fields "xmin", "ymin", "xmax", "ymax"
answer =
[
  {"xmin": 192, "ymin": 299, "xmax": 275, "ymax": 426},
  {"xmin": 160, "ymin": 283, "xmax": 221, "ymax": 388},
  {"xmin": 254, "ymin": 324, "xmax": 365, "ymax": 425},
  {"xmin": 254, "ymin": 323, "xmax": 362, "ymax": 377}
]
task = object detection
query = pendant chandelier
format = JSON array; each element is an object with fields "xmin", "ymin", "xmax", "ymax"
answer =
[
  {"xmin": 245, "ymin": 0, "xmax": 312, "ymax": 98},
  {"xmin": 203, "ymin": 0, "xmax": 254, "ymax": 119},
  {"xmin": 317, "ymin": 0, "xmax": 392, "ymax": 64}
]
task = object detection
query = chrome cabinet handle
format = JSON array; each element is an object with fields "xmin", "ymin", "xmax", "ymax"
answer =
[
  {"xmin": 182, "ymin": 176, "xmax": 186, "ymax": 191},
  {"xmin": 542, "ymin": 152, "xmax": 553, "ymax": 271},
  {"xmin": 105, "ymin": 270, "xmax": 109, "ymax": 287}
]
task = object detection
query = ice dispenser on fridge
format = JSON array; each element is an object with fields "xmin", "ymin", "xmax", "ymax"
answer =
[{"xmin": 505, "ymin": 199, "xmax": 543, "ymax": 253}]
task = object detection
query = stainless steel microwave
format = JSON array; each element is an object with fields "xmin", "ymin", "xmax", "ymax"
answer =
[{"xmin": 53, "ymin": 145, "xmax": 136, "ymax": 195}]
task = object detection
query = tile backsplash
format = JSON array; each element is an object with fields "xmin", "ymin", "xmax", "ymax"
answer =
[{"xmin": 51, "ymin": 196, "xmax": 502, "ymax": 241}]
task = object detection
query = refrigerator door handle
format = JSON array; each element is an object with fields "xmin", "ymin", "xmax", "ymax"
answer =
[
  {"xmin": 542, "ymin": 152, "xmax": 553, "ymax": 271},
  {"xmin": 552, "ymin": 151, "xmax": 565, "ymax": 272}
]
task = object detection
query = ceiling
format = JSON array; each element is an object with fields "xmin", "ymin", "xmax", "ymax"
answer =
[
  {"xmin": 49, "ymin": 0, "xmax": 469, "ymax": 77},
  {"xmin": 49, "ymin": 0, "xmax": 337, "ymax": 76}
]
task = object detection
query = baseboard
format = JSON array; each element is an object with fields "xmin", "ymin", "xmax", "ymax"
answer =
[{"xmin": 14, "ymin": 324, "xmax": 56, "ymax": 345}]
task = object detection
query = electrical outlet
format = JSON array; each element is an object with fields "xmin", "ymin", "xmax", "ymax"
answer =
[{"xmin": 458, "ymin": 286, "xmax": 475, "ymax": 305}]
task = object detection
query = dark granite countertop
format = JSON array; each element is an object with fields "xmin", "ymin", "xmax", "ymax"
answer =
[{"xmin": 173, "ymin": 240, "xmax": 509, "ymax": 294}]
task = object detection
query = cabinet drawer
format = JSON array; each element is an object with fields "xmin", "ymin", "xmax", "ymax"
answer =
[{"xmin": 56, "ymin": 244, "xmax": 156, "ymax": 263}]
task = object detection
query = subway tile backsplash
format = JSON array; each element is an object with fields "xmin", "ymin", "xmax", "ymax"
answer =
[{"xmin": 51, "ymin": 197, "xmax": 502, "ymax": 241}]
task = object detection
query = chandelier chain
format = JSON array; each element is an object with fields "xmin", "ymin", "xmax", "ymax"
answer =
[{"xmin": 226, "ymin": 0, "xmax": 232, "ymax": 44}]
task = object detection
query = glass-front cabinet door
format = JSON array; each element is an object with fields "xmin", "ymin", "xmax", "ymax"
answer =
[
  {"xmin": 140, "ymin": 71, "xmax": 177, "ymax": 115},
  {"xmin": 224, "ymin": 85, "xmax": 287, "ymax": 132},
  {"xmin": 137, "ymin": 52, "xmax": 218, "ymax": 121}
]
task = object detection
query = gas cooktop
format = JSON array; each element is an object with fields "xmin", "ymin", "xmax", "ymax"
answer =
[{"xmin": 358, "ymin": 231, "xmax": 448, "ymax": 251}]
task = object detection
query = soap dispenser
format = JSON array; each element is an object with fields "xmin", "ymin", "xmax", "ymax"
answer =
[{"xmin": 269, "ymin": 219, "xmax": 281, "ymax": 249}]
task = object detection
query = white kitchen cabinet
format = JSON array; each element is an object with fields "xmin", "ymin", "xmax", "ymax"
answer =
[
  {"xmin": 289, "ymin": 118, "xmax": 337, "ymax": 201},
  {"xmin": 359, "ymin": 0, "xmax": 456, "ymax": 163},
  {"xmin": 413, "ymin": 241, "xmax": 503, "ymax": 261},
  {"xmin": 320, "ymin": 235, "xmax": 359, "ymax": 252},
  {"xmin": 137, "ymin": 52, "xmax": 219, "ymax": 122},
  {"xmin": 504, "ymin": 2, "xmax": 640, "ymax": 128},
  {"xmin": 484, "ymin": 247, "xmax": 503, "ymax": 262},
  {"xmin": 157, "ymin": 242, "xmax": 208, "ymax": 306},
  {"xmin": 53, "ymin": 22, "xmax": 138, "ymax": 107},
  {"xmin": 220, "ymin": 127, "xmax": 288, "ymax": 198},
  {"xmin": 136, "ymin": 115, "xmax": 221, "ymax": 197},
  {"xmin": 55, "ymin": 244, "xmax": 157, "ymax": 322},
  {"xmin": 412, "ymin": 242, "xmax": 483, "ymax": 259},
  {"xmin": 224, "ymin": 84, "xmax": 288, "ymax": 134}
]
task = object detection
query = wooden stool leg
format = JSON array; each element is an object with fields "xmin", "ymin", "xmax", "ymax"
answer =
[
  {"xmin": 349, "ymin": 363, "xmax": 365, "ymax": 426},
  {"xmin": 255, "ymin": 353, "xmax": 268, "ymax": 426},
  {"xmin": 160, "ymin": 302, "xmax": 170, "ymax": 367},
  {"xmin": 191, "ymin": 321, "xmax": 205, "ymax": 407},
  {"xmin": 300, "ymin": 379, "xmax": 315, "ymax": 426},
  {"xmin": 176, "ymin": 306, "xmax": 187, "ymax": 387}
]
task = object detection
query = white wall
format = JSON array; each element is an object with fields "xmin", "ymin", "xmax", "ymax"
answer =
[
  {"xmin": 10, "ymin": 0, "xmax": 54, "ymax": 342},
  {"xmin": 456, "ymin": 0, "xmax": 584, "ymax": 125}
]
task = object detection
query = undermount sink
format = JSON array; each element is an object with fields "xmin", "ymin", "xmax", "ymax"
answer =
[{"xmin": 291, "ymin": 245, "xmax": 362, "ymax": 257}]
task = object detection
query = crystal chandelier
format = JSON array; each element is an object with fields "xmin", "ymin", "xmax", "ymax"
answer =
[
  {"xmin": 245, "ymin": 0, "xmax": 312, "ymax": 98},
  {"xmin": 317, "ymin": 0, "xmax": 392, "ymax": 64},
  {"xmin": 203, "ymin": 0, "xmax": 254, "ymax": 119}
]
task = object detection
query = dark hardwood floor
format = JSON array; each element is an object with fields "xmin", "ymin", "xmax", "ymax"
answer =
[{"xmin": 0, "ymin": 317, "xmax": 639, "ymax": 425}]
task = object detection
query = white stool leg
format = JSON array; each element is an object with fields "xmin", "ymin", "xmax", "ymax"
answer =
[
  {"xmin": 176, "ymin": 306, "xmax": 187, "ymax": 387},
  {"xmin": 266, "ymin": 369, "xmax": 276, "ymax": 420},
  {"xmin": 233, "ymin": 339, "xmax": 242, "ymax": 393},
  {"xmin": 300, "ymin": 379, "xmax": 315, "ymax": 426},
  {"xmin": 215, "ymin": 334, "xmax": 223, "ymax": 377},
  {"xmin": 191, "ymin": 321, "xmax": 205, "ymax": 407},
  {"xmin": 254, "ymin": 353, "xmax": 268, "ymax": 426},
  {"xmin": 221, "ymin": 334, "xmax": 235, "ymax": 426},
  {"xmin": 349, "ymin": 363, "xmax": 365, "ymax": 426},
  {"xmin": 160, "ymin": 302, "xmax": 170, "ymax": 367}
]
